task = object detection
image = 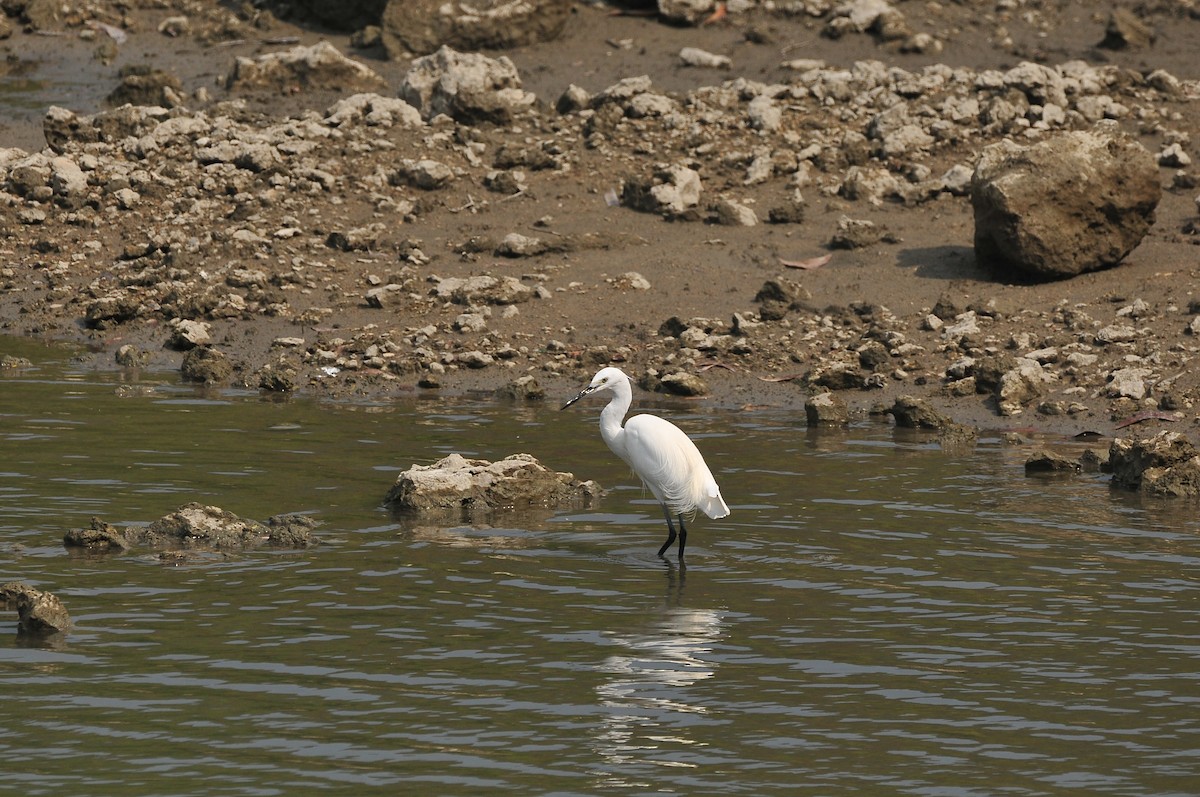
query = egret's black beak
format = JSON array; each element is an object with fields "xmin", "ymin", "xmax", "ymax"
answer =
[{"xmin": 561, "ymin": 384, "xmax": 593, "ymax": 410}]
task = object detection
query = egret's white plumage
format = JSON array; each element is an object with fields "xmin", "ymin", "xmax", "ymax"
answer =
[{"xmin": 562, "ymin": 366, "xmax": 729, "ymax": 558}]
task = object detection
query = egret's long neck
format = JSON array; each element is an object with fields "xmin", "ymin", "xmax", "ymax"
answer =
[{"xmin": 598, "ymin": 379, "xmax": 632, "ymax": 453}]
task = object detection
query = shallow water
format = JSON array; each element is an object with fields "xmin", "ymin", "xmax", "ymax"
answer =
[{"xmin": 2, "ymin": 337, "xmax": 1199, "ymax": 797}]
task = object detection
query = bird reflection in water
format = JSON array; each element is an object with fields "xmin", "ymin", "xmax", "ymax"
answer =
[{"xmin": 591, "ymin": 564, "xmax": 726, "ymax": 785}]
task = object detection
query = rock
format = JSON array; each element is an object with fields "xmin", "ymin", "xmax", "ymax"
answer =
[
  {"xmin": 971, "ymin": 128, "xmax": 1161, "ymax": 280},
  {"xmin": 432, "ymin": 275, "xmax": 534, "ymax": 305},
  {"xmin": 623, "ymin": 164, "xmax": 702, "ymax": 216},
  {"xmin": 890, "ymin": 395, "xmax": 953, "ymax": 429},
  {"xmin": 660, "ymin": 371, "xmax": 708, "ymax": 396},
  {"xmin": 48, "ymin": 156, "xmax": 88, "ymax": 208},
  {"xmin": 128, "ymin": 503, "xmax": 320, "ymax": 549},
  {"xmin": 323, "ymin": 93, "xmax": 423, "ymax": 128},
  {"xmin": 1, "ymin": 582, "xmax": 71, "ymax": 635},
  {"xmin": 258, "ymin": 359, "xmax": 299, "ymax": 392},
  {"xmin": 1110, "ymin": 432, "xmax": 1200, "ymax": 498},
  {"xmin": 659, "ymin": 0, "xmax": 716, "ymax": 25},
  {"xmin": 399, "ymin": 45, "xmax": 535, "ymax": 124},
  {"xmin": 753, "ymin": 276, "xmax": 811, "ymax": 321},
  {"xmin": 830, "ymin": 215, "xmax": 882, "ymax": 249},
  {"xmin": 500, "ymin": 375, "xmax": 545, "ymax": 400},
  {"xmin": 168, "ymin": 318, "xmax": 212, "ymax": 350},
  {"xmin": 1107, "ymin": 367, "xmax": 1153, "ymax": 400},
  {"xmin": 64, "ymin": 517, "xmax": 130, "ymax": 550},
  {"xmin": 997, "ymin": 357, "xmax": 1053, "ymax": 416},
  {"xmin": 383, "ymin": 453, "xmax": 600, "ymax": 513},
  {"xmin": 393, "ymin": 158, "xmax": 455, "ymax": 190},
  {"xmin": 679, "ymin": 47, "xmax": 731, "ymax": 69},
  {"xmin": 1099, "ymin": 8, "xmax": 1155, "ymax": 50},
  {"xmin": 496, "ymin": 233, "xmax": 547, "ymax": 257},
  {"xmin": 226, "ymin": 41, "xmax": 386, "ymax": 93},
  {"xmin": 381, "ymin": 0, "xmax": 571, "ymax": 58},
  {"xmin": 181, "ymin": 346, "xmax": 233, "ymax": 385},
  {"xmin": 106, "ymin": 66, "xmax": 184, "ymax": 107},
  {"xmin": 1025, "ymin": 450, "xmax": 1081, "ymax": 474},
  {"xmin": 714, "ymin": 198, "xmax": 758, "ymax": 226},
  {"xmin": 806, "ymin": 392, "xmax": 850, "ymax": 426}
]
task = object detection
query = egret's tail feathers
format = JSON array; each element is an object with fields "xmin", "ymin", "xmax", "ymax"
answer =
[{"xmin": 699, "ymin": 490, "xmax": 730, "ymax": 519}]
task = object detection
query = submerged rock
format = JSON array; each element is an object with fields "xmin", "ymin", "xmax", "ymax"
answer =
[
  {"xmin": 124, "ymin": 503, "xmax": 321, "ymax": 550},
  {"xmin": 1, "ymin": 582, "xmax": 71, "ymax": 635},
  {"xmin": 1025, "ymin": 450, "xmax": 1081, "ymax": 474},
  {"xmin": 385, "ymin": 453, "xmax": 600, "ymax": 513}
]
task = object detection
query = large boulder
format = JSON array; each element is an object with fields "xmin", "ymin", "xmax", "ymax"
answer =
[
  {"xmin": 385, "ymin": 453, "xmax": 600, "ymax": 513},
  {"xmin": 381, "ymin": 0, "xmax": 571, "ymax": 58},
  {"xmin": 399, "ymin": 46, "xmax": 535, "ymax": 124},
  {"xmin": 971, "ymin": 127, "xmax": 1161, "ymax": 280},
  {"xmin": 1109, "ymin": 432, "xmax": 1200, "ymax": 498}
]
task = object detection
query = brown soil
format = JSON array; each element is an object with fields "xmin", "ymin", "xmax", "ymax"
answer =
[{"xmin": 2, "ymin": 1, "xmax": 1199, "ymax": 439}]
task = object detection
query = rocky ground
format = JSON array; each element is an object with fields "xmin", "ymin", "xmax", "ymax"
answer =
[{"xmin": 1, "ymin": 0, "xmax": 1199, "ymax": 440}]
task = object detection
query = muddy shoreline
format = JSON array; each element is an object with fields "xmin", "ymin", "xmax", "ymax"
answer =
[{"xmin": 2, "ymin": 1, "xmax": 1199, "ymax": 440}]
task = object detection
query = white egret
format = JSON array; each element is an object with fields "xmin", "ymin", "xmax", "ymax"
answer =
[{"xmin": 562, "ymin": 367, "xmax": 730, "ymax": 559}]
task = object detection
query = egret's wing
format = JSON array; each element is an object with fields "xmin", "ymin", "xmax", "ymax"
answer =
[{"xmin": 624, "ymin": 414, "xmax": 727, "ymax": 518}]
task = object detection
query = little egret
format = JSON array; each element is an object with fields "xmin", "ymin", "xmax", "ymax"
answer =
[{"xmin": 562, "ymin": 367, "xmax": 730, "ymax": 559}]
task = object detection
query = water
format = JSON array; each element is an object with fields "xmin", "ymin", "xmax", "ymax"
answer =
[{"xmin": 2, "ymin": 337, "xmax": 1199, "ymax": 796}]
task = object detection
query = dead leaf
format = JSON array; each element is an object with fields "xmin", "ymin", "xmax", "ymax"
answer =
[
  {"xmin": 780, "ymin": 253, "xmax": 832, "ymax": 270},
  {"xmin": 757, "ymin": 373, "xmax": 804, "ymax": 383}
]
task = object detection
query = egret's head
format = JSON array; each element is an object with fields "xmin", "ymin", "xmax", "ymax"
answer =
[{"xmin": 561, "ymin": 366, "xmax": 629, "ymax": 409}]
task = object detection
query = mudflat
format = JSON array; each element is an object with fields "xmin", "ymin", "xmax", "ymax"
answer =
[{"xmin": 1, "ymin": 1, "xmax": 1198, "ymax": 438}]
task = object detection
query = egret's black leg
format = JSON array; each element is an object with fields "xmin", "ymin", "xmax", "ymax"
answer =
[
  {"xmin": 677, "ymin": 514, "xmax": 688, "ymax": 560},
  {"xmin": 657, "ymin": 505, "xmax": 678, "ymax": 558}
]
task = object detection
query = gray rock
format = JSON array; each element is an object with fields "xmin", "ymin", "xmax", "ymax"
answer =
[
  {"xmin": 623, "ymin": 164, "xmax": 702, "ymax": 216},
  {"xmin": 714, "ymin": 198, "xmax": 758, "ymax": 226},
  {"xmin": 324, "ymin": 93, "xmax": 424, "ymax": 128},
  {"xmin": 64, "ymin": 517, "xmax": 130, "ymax": 550},
  {"xmin": 127, "ymin": 503, "xmax": 320, "ymax": 549},
  {"xmin": 384, "ymin": 453, "xmax": 600, "ymax": 513},
  {"xmin": 381, "ymin": 0, "xmax": 571, "ymax": 58},
  {"xmin": 49, "ymin": 156, "xmax": 88, "ymax": 207},
  {"xmin": 399, "ymin": 45, "xmax": 535, "ymax": 124},
  {"xmin": 1, "ymin": 582, "xmax": 71, "ymax": 635},
  {"xmin": 997, "ymin": 357, "xmax": 1053, "ymax": 416},
  {"xmin": 1110, "ymin": 432, "xmax": 1200, "ymax": 498},
  {"xmin": 1107, "ymin": 367, "xmax": 1153, "ymax": 399},
  {"xmin": 433, "ymin": 275, "xmax": 534, "ymax": 305},
  {"xmin": 971, "ymin": 128, "xmax": 1161, "ymax": 280},
  {"xmin": 168, "ymin": 319, "xmax": 212, "ymax": 350},
  {"xmin": 226, "ymin": 41, "xmax": 386, "ymax": 93}
]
